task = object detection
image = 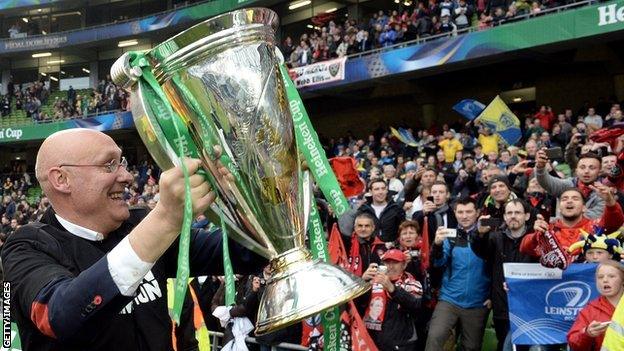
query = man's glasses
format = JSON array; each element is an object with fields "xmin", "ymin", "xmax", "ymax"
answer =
[{"xmin": 59, "ymin": 157, "xmax": 128, "ymax": 173}]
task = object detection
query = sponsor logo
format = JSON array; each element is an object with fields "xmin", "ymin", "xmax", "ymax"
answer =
[
  {"xmin": 598, "ymin": 4, "xmax": 624, "ymax": 26},
  {"xmin": 0, "ymin": 128, "xmax": 23, "ymax": 140},
  {"xmin": 544, "ymin": 281, "xmax": 591, "ymax": 321}
]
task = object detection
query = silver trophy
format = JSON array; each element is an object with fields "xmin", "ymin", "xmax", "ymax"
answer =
[{"xmin": 111, "ymin": 8, "xmax": 368, "ymax": 334}]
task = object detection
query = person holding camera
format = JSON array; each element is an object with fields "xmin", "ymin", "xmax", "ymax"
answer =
[
  {"xmin": 535, "ymin": 148, "xmax": 605, "ymax": 219},
  {"xmin": 472, "ymin": 199, "xmax": 537, "ymax": 351},
  {"xmin": 425, "ymin": 197, "xmax": 491, "ymax": 351},
  {"xmin": 412, "ymin": 181, "xmax": 456, "ymax": 245},
  {"xmin": 361, "ymin": 249, "xmax": 422, "ymax": 351}
]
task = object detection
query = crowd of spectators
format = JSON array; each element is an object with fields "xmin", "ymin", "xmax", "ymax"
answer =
[
  {"xmin": 0, "ymin": 74, "xmax": 129, "ymax": 122},
  {"xmin": 2, "ymin": 99, "xmax": 624, "ymax": 350},
  {"xmin": 284, "ymin": 0, "xmax": 585, "ymax": 67}
]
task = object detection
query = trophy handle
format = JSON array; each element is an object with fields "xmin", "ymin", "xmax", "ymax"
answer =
[{"xmin": 112, "ymin": 52, "xmax": 273, "ymax": 259}]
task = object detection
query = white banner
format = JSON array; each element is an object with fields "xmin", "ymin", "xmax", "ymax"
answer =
[{"xmin": 290, "ymin": 57, "xmax": 347, "ymax": 88}]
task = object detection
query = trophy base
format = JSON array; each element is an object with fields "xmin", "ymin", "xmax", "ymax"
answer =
[{"xmin": 255, "ymin": 248, "xmax": 370, "ymax": 335}]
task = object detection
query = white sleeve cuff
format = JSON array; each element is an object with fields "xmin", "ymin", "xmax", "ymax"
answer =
[{"xmin": 107, "ymin": 236, "xmax": 154, "ymax": 296}]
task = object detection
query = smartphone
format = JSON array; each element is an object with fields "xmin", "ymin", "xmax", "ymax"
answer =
[
  {"xmin": 445, "ymin": 228, "xmax": 457, "ymax": 238},
  {"xmin": 427, "ymin": 196, "xmax": 434, "ymax": 202},
  {"xmin": 545, "ymin": 147, "xmax": 563, "ymax": 159},
  {"xmin": 578, "ymin": 134, "xmax": 587, "ymax": 144},
  {"xmin": 480, "ymin": 218, "xmax": 502, "ymax": 228}
]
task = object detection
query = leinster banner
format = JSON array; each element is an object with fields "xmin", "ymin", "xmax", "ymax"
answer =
[
  {"xmin": 504, "ymin": 263, "xmax": 599, "ymax": 345},
  {"xmin": 289, "ymin": 57, "xmax": 346, "ymax": 88}
]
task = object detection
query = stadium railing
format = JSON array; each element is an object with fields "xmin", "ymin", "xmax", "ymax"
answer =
[{"xmin": 345, "ymin": 0, "xmax": 597, "ymax": 61}]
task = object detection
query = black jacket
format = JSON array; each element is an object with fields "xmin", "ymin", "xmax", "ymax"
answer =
[
  {"xmin": 357, "ymin": 200, "xmax": 405, "ymax": 242},
  {"xmin": 412, "ymin": 204, "xmax": 457, "ymax": 244},
  {"xmin": 367, "ymin": 285, "xmax": 421, "ymax": 350},
  {"xmin": 471, "ymin": 227, "xmax": 537, "ymax": 320},
  {"xmin": 2, "ymin": 207, "xmax": 264, "ymax": 351}
]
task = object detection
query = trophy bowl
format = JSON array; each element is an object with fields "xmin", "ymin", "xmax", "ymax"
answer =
[{"xmin": 111, "ymin": 7, "xmax": 369, "ymax": 334}]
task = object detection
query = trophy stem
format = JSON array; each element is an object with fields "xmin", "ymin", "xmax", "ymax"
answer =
[{"xmin": 256, "ymin": 247, "xmax": 369, "ymax": 335}]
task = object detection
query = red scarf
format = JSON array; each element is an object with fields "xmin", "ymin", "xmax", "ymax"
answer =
[
  {"xmin": 363, "ymin": 272, "xmax": 421, "ymax": 331},
  {"xmin": 348, "ymin": 233, "xmax": 384, "ymax": 277},
  {"xmin": 421, "ymin": 216, "xmax": 430, "ymax": 272},
  {"xmin": 577, "ymin": 180, "xmax": 593, "ymax": 199}
]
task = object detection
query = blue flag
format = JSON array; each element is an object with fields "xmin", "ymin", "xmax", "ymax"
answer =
[
  {"xmin": 452, "ymin": 99, "xmax": 486, "ymax": 121},
  {"xmin": 504, "ymin": 263, "xmax": 599, "ymax": 345}
]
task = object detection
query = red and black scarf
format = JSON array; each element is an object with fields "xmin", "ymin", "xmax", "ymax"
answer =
[
  {"xmin": 363, "ymin": 272, "xmax": 421, "ymax": 331},
  {"xmin": 348, "ymin": 233, "xmax": 384, "ymax": 277}
]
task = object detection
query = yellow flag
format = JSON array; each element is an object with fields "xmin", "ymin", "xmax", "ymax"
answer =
[{"xmin": 476, "ymin": 96, "xmax": 521, "ymax": 145}]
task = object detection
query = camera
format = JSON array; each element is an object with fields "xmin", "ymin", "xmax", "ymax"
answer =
[{"xmin": 578, "ymin": 134, "xmax": 587, "ymax": 144}]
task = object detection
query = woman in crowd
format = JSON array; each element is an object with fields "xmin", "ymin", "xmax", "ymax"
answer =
[{"xmin": 567, "ymin": 260, "xmax": 624, "ymax": 350}]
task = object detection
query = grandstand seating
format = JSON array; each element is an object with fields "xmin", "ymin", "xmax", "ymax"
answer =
[{"xmin": 0, "ymin": 88, "xmax": 92, "ymax": 127}]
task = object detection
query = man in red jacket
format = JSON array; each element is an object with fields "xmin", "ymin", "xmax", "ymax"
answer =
[
  {"xmin": 534, "ymin": 105, "xmax": 555, "ymax": 132},
  {"xmin": 520, "ymin": 183, "xmax": 624, "ymax": 260}
]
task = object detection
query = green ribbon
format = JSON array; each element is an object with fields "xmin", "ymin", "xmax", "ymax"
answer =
[
  {"xmin": 278, "ymin": 66, "xmax": 350, "ymax": 217},
  {"xmin": 279, "ymin": 64, "xmax": 348, "ymax": 351},
  {"xmin": 128, "ymin": 52, "xmax": 236, "ymax": 322},
  {"xmin": 221, "ymin": 220, "xmax": 236, "ymax": 306}
]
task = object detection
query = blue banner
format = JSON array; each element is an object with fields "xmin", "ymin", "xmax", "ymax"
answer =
[
  {"xmin": 453, "ymin": 99, "xmax": 486, "ymax": 121},
  {"xmin": 504, "ymin": 263, "xmax": 599, "ymax": 345}
]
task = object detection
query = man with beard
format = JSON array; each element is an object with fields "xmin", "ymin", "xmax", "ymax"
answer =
[
  {"xmin": 472, "ymin": 199, "xmax": 537, "ymax": 351},
  {"xmin": 520, "ymin": 184, "xmax": 624, "ymax": 258},
  {"xmin": 535, "ymin": 149, "xmax": 605, "ymax": 219}
]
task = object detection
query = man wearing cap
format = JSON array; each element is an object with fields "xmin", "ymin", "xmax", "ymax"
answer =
[
  {"xmin": 479, "ymin": 175, "xmax": 518, "ymax": 226},
  {"xmin": 362, "ymin": 249, "xmax": 422, "ymax": 350},
  {"xmin": 425, "ymin": 197, "xmax": 491, "ymax": 351}
]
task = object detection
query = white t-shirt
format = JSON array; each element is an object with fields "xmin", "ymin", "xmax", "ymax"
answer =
[{"xmin": 371, "ymin": 203, "xmax": 387, "ymax": 218}]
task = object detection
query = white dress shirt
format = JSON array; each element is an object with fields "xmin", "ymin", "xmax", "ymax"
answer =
[{"xmin": 55, "ymin": 214, "xmax": 153, "ymax": 296}]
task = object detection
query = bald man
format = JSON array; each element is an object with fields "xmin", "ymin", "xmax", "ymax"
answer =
[{"xmin": 2, "ymin": 129, "xmax": 263, "ymax": 351}]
